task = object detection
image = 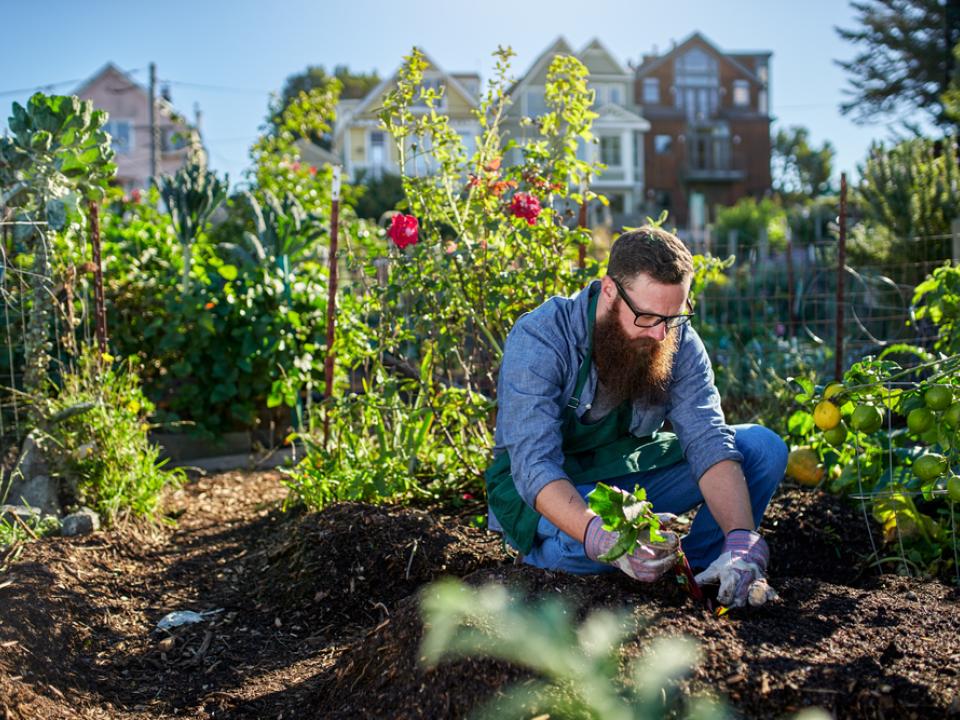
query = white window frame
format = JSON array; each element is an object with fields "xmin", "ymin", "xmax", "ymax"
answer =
[
  {"xmin": 642, "ymin": 78, "xmax": 660, "ymax": 105},
  {"xmin": 104, "ymin": 119, "xmax": 134, "ymax": 155},
  {"xmin": 733, "ymin": 79, "xmax": 750, "ymax": 107},
  {"xmin": 600, "ymin": 135, "xmax": 622, "ymax": 167}
]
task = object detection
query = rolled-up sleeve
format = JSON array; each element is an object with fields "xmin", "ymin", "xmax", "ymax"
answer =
[
  {"xmin": 666, "ymin": 326, "xmax": 743, "ymax": 481},
  {"xmin": 494, "ymin": 319, "xmax": 573, "ymax": 508}
]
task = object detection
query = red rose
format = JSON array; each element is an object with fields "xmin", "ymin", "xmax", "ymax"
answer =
[
  {"xmin": 290, "ymin": 161, "xmax": 301, "ymax": 172},
  {"xmin": 388, "ymin": 214, "xmax": 419, "ymax": 249},
  {"xmin": 510, "ymin": 192, "xmax": 541, "ymax": 225},
  {"xmin": 309, "ymin": 165, "xmax": 318, "ymax": 176},
  {"xmin": 130, "ymin": 189, "xmax": 142, "ymax": 204}
]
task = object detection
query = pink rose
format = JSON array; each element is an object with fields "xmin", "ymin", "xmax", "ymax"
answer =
[
  {"xmin": 510, "ymin": 192, "xmax": 541, "ymax": 225},
  {"xmin": 388, "ymin": 214, "xmax": 419, "ymax": 249}
]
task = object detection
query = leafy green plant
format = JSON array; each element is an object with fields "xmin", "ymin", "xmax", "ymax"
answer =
[
  {"xmin": 913, "ymin": 261, "xmax": 960, "ymax": 356},
  {"xmin": 157, "ymin": 155, "xmax": 228, "ymax": 293},
  {"xmin": 420, "ymin": 578, "xmax": 723, "ymax": 720},
  {"xmin": 855, "ymin": 137, "xmax": 959, "ymax": 274},
  {"xmin": 789, "ymin": 349, "xmax": 960, "ymax": 580},
  {"xmin": 32, "ymin": 344, "xmax": 184, "ymax": 524},
  {"xmin": 0, "ymin": 93, "xmax": 115, "ymax": 398},
  {"xmin": 586, "ymin": 483, "xmax": 666, "ymax": 561}
]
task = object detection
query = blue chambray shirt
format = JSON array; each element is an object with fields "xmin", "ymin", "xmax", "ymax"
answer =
[{"xmin": 489, "ymin": 279, "xmax": 743, "ymax": 532}]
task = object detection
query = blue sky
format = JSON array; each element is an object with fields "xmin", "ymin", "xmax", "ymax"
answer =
[{"xmin": 1, "ymin": 0, "xmax": 920, "ymax": 187}]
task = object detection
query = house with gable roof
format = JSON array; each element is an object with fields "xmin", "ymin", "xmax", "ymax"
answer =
[
  {"xmin": 75, "ymin": 63, "xmax": 202, "ymax": 192},
  {"xmin": 634, "ymin": 32, "xmax": 772, "ymax": 232},
  {"xmin": 331, "ymin": 51, "xmax": 481, "ymax": 182},
  {"xmin": 503, "ymin": 37, "xmax": 651, "ymax": 227}
]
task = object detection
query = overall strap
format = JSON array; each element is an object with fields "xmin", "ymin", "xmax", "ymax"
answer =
[{"xmin": 566, "ymin": 287, "xmax": 599, "ymax": 410}]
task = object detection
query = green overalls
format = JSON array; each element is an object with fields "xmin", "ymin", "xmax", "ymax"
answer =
[{"xmin": 485, "ymin": 287, "xmax": 684, "ymax": 554}]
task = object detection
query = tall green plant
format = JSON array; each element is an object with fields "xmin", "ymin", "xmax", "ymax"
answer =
[
  {"xmin": 856, "ymin": 137, "xmax": 960, "ymax": 269},
  {"xmin": 157, "ymin": 156, "xmax": 228, "ymax": 293},
  {"xmin": 0, "ymin": 93, "xmax": 115, "ymax": 398}
]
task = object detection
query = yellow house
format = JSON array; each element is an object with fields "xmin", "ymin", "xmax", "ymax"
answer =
[
  {"xmin": 503, "ymin": 37, "xmax": 650, "ymax": 225},
  {"xmin": 332, "ymin": 51, "xmax": 481, "ymax": 181}
]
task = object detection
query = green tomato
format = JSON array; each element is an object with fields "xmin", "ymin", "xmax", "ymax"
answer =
[
  {"xmin": 913, "ymin": 453, "xmax": 948, "ymax": 482},
  {"xmin": 924, "ymin": 386, "xmax": 953, "ymax": 411},
  {"xmin": 907, "ymin": 408, "xmax": 935, "ymax": 435},
  {"xmin": 947, "ymin": 475, "xmax": 960, "ymax": 503},
  {"xmin": 850, "ymin": 404, "xmax": 883, "ymax": 434}
]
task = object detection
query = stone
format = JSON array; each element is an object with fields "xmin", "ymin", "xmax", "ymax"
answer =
[
  {"xmin": 4, "ymin": 474, "xmax": 60, "ymax": 517},
  {"xmin": 0, "ymin": 504, "xmax": 41, "ymax": 525},
  {"xmin": 13, "ymin": 431, "xmax": 49, "ymax": 482},
  {"xmin": 61, "ymin": 507, "xmax": 100, "ymax": 537}
]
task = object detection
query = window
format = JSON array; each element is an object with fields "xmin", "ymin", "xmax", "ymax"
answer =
[
  {"xmin": 161, "ymin": 127, "xmax": 188, "ymax": 152},
  {"xmin": 674, "ymin": 48, "xmax": 719, "ymax": 120},
  {"xmin": 594, "ymin": 84, "xmax": 623, "ymax": 105},
  {"xmin": 525, "ymin": 88, "xmax": 547, "ymax": 117},
  {"xmin": 654, "ymin": 134, "xmax": 672, "ymax": 154},
  {"xmin": 369, "ymin": 131, "xmax": 386, "ymax": 177},
  {"xmin": 104, "ymin": 119, "xmax": 133, "ymax": 155},
  {"xmin": 600, "ymin": 135, "xmax": 622, "ymax": 166},
  {"xmin": 413, "ymin": 77, "xmax": 445, "ymax": 109},
  {"xmin": 733, "ymin": 80, "xmax": 750, "ymax": 107},
  {"xmin": 642, "ymin": 78, "xmax": 660, "ymax": 105}
]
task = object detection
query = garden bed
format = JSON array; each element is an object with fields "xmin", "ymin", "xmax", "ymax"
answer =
[{"xmin": 0, "ymin": 470, "xmax": 957, "ymax": 719}]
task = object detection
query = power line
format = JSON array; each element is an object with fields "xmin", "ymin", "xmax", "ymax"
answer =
[
  {"xmin": 0, "ymin": 67, "xmax": 145, "ymax": 99},
  {"xmin": 163, "ymin": 79, "xmax": 272, "ymax": 95}
]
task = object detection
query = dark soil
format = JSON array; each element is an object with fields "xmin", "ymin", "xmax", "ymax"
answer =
[{"xmin": 0, "ymin": 471, "xmax": 958, "ymax": 719}]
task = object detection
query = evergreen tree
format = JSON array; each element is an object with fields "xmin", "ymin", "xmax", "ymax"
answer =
[
  {"xmin": 835, "ymin": 0, "xmax": 960, "ymax": 130},
  {"xmin": 772, "ymin": 125, "xmax": 835, "ymax": 201}
]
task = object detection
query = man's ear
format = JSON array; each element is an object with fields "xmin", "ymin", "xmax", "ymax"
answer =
[{"xmin": 600, "ymin": 275, "xmax": 616, "ymax": 300}]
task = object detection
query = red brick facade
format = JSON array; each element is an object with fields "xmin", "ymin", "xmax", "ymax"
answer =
[{"xmin": 634, "ymin": 34, "xmax": 772, "ymax": 230}]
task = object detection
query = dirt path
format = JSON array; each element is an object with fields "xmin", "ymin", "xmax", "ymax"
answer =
[{"xmin": 0, "ymin": 470, "xmax": 958, "ymax": 719}]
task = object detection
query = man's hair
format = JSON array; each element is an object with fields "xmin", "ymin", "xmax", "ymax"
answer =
[{"xmin": 607, "ymin": 226, "xmax": 693, "ymax": 285}]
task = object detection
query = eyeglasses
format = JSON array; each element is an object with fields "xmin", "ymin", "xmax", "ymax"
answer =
[{"xmin": 612, "ymin": 278, "xmax": 695, "ymax": 329}]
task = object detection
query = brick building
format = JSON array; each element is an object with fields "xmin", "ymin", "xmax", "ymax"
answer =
[{"xmin": 634, "ymin": 32, "xmax": 772, "ymax": 234}]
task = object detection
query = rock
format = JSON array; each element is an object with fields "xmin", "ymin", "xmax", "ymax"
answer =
[
  {"xmin": 12, "ymin": 431, "xmax": 49, "ymax": 482},
  {"xmin": 61, "ymin": 507, "xmax": 100, "ymax": 536},
  {"xmin": 4, "ymin": 474, "xmax": 60, "ymax": 517},
  {"xmin": 0, "ymin": 504, "xmax": 41, "ymax": 524}
]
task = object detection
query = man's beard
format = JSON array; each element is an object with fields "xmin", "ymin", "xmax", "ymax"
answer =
[{"xmin": 592, "ymin": 297, "xmax": 679, "ymax": 407}]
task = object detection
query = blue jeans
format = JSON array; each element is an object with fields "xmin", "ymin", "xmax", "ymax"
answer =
[{"xmin": 522, "ymin": 424, "xmax": 787, "ymax": 574}]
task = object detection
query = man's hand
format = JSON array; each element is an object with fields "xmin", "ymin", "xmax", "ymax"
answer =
[
  {"xmin": 694, "ymin": 529, "xmax": 778, "ymax": 607},
  {"xmin": 583, "ymin": 515, "xmax": 680, "ymax": 582}
]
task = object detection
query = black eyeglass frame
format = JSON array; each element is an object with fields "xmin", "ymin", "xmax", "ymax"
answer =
[{"xmin": 611, "ymin": 278, "xmax": 695, "ymax": 329}]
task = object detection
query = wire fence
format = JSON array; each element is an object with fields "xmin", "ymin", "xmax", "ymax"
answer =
[{"xmin": 697, "ymin": 229, "xmax": 957, "ymax": 423}]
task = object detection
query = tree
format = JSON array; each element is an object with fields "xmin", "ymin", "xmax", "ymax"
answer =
[
  {"xmin": 835, "ymin": 0, "xmax": 960, "ymax": 131},
  {"xmin": 271, "ymin": 65, "xmax": 380, "ymax": 147},
  {"xmin": 772, "ymin": 126, "xmax": 835, "ymax": 201}
]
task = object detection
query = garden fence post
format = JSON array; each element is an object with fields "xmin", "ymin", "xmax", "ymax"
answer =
[
  {"xmin": 786, "ymin": 225, "xmax": 796, "ymax": 338},
  {"xmin": 835, "ymin": 172, "xmax": 847, "ymax": 381},
  {"xmin": 88, "ymin": 201, "xmax": 108, "ymax": 356},
  {"xmin": 323, "ymin": 166, "xmax": 342, "ymax": 450},
  {"xmin": 728, "ymin": 229, "xmax": 738, "ymax": 264},
  {"xmin": 951, "ymin": 218, "xmax": 960, "ymax": 263}
]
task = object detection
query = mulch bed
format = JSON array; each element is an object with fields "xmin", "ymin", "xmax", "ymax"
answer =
[{"xmin": 0, "ymin": 470, "xmax": 958, "ymax": 719}]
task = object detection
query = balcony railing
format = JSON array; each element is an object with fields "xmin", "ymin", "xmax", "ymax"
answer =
[{"xmin": 682, "ymin": 139, "xmax": 746, "ymax": 182}]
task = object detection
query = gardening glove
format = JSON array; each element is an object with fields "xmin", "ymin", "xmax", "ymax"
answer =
[
  {"xmin": 583, "ymin": 515, "xmax": 680, "ymax": 582},
  {"xmin": 694, "ymin": 529, "xmax": 779, "ymax": 608}
]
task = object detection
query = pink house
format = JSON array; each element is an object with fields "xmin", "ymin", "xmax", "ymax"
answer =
[{"xmin": 75, "ymin": 63, "xmax": 203, "ymax": 191}]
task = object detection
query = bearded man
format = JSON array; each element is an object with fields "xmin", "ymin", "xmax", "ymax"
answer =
[{"xmin": 485, "ymin": 226, "xmax": 787, "ymax": 608}]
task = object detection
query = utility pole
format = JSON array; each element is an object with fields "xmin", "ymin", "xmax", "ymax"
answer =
[{"xmin": 148, "ymin": 62, "xmax": 158, "ymax": 184}]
